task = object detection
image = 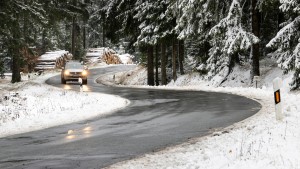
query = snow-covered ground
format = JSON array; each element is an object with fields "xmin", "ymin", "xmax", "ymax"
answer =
[
  {"xmin": 118, "ymin": 53, "xmax": 135, "ymax": 64},
  {"xmin": 107, "ymin": 86, "xmax": 300, "ymax": 169},
  {"xmin": 0, "ymin": 71, "xmax": 129, "ymax": 138},
  {"xmin": 102, "ymin": 63, "xmax": 300, "ymax": 169},
  {"xmin": 1, "ymin": 61, "xmax": 300, "ymax": 169}
]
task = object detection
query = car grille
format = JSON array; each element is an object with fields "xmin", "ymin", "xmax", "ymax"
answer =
[
  {"xmin": 68, "ymin": 72, "xmax": 82, "ymax": 78},
  {"xmin": 70, "ymin": 72, "xmax": 80, "ymax": 75}
]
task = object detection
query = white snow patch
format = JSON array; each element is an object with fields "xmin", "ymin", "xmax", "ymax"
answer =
[{"xmin": 118, "ymin": 53, "xmax": 135, "ymax": 64}]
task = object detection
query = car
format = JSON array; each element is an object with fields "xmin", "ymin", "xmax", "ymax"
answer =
[{"xmin": 61, "ymin": 61, "xmax": 88, "ymax": 84}]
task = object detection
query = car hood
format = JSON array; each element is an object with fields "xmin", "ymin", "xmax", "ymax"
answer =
[{"xmin": 66, "ymin": 69, "xmax": 84, "ymax": 72}]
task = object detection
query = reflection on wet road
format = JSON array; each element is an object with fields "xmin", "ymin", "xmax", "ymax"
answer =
[{"xmin": 0, "ymin": 65, "xmax": 261, "ymax": 169}]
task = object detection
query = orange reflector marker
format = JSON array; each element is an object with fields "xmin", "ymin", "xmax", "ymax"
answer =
[
  {"xmin": 274, "ymin": 90, "xmax": 280, "ymax": 104},
  {"xmin": 273, "ymin": 77, "xmax": 283, "ymax": 121}
]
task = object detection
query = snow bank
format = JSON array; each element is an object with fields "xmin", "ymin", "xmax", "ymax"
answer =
[{"xmin": 118, "ymin": 54, "xmax": 134, "ymax": 64}]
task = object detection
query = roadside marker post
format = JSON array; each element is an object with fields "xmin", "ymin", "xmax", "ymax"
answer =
[
  {"xmin": 78, "ymin": 78, "xmax": 83, "ymax": 92},
  {"xmin": 254, "ymin": 76, "xmax": 260, "ymax": 88},
  {"xmin": 273, "ymin": 77, "xmax": 283, "ymax": 121}
]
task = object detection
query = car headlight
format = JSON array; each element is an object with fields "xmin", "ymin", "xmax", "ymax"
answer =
[
  {"xmin": 64, "ymin": 70, "xmax": 70, "ymax": 76},
  {"xmin": 82, "ymin": 70, "xmax": 88, "ymax": 76}
]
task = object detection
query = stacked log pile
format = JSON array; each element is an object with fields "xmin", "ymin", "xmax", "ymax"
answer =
[
  {"xmin": 34, "ymin": 51, "xmax": 72, "ymax": 71},
  {"xmin": 102, "ymin": 49, "xmax": 122, "ymax": 65},
  {"xmin": 55, "ymin": 53, "xmax": 73, "ymax": 68},
  {"xmin": 85, "ymin": 48, "xmax": 105, "ymax": 63}
]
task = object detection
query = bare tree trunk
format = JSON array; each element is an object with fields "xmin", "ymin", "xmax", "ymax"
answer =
[
  {"xmin": 172, "ymin": 37, "xmax": 177, "ymax": 81},
  {"xmin": 155, "ymin": 44, "xmax": 159, "ymax": 86},
  {"xmin": 23, "ymin": 10, "xmax": 28, "ymax": 44},
  {"xmin": 11, "ymin": 16, "xmax": 21, "ymax": 83},
  {"xmin": 178, "ymin": 40, "xmax": 184, "ymax": 75},
  {"xmin": 71, "ymin": 16, "xmax": 76, "ymax": 57},
  {"xmin": 147, "ymin": 45, "xmax": 154, "ymax": 86},
  {"xmin": 277, "ymin": 10, "xmax": 284, "ymax": 32},
  {"xmin": 71, "ymin": 0, "xmax": 77, "ymax": 56},
  {"xmin": 11, "ymin": 47, "xmax": 21, "ymax": 83},
  {"xmin": 102, "ymin": 12, "xmax": 106, "ymax": 47},
  {"xmin": 251, "ymin": 0, "xmax": 260, "ymax": 80},
  {"xmin": 41, "ymin": 29, "xmax": 47, "ymax": 54},
  {"xmin": 83, "ymin": 24, "xmax": 86, "ymax": 49},
  {"xmin": 161, "ymin": 41, "xmax": 167, "ymax": 85}
]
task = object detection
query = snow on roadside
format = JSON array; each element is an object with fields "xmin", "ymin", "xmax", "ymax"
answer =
[
  {"xmin": 1, "ymin": 63, "xmax": 299, "ymax": 169},
  {"xmin": 109, "ymin": 87, "xmax": 299, "ymax": 169},
  {"xmin": 0, "ymin": 72, "xmax": 130, "ymax": 138},
  {"xmin": 105, "ymin": 68, "xmax": 300, "ymax": 169},
  {"xmin": 118, "ymin": 53, "xmax": 135, "ymax": 64}
]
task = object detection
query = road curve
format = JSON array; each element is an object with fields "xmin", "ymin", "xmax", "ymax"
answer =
[{"xmin": 0, "ymin": 65, "xmax": 261, "ymax": 169}]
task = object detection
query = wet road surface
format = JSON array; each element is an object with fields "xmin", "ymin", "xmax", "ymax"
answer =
[{"xmin": 0, "ymin": 65, "xmax": 261, "ymax": 168}]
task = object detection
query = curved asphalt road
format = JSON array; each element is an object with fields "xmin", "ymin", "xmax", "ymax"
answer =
[{"xmin": 0, "ymin": 65, "xmax": 261, "ymax": 169}]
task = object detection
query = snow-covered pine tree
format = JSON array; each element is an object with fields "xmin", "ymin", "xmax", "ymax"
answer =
[
  {"xmin": 100, "ymin": 0, "xmax": 140, "ymax": 52},
  {"xmin": 134, "ymin": 0, "xmax": 161, "ymax": 85},
  {"xmin": 205, "ymin": 0, "xmax": 260, "ymax": 86},
  {"xmin": 134, "ymin": 0, "xmax": 175, "ymax": 85},
  {"xmin": 0, "ymin": 0, "xmax": 46, "ymax": 83},
  {"xmin": 267, "ymin": 0, "xmax": 300, "ymax": 90},
  {"xmin": 88, "ymin": 0, "xmax": 110, "ymax": 47},
  {"xmin": 115, "ymin": 0, "xmax": 139, "ymax": 51},
  {"xmin": 176, "ymin": 0, "xmax": 214, "ymax": 40},
  {"xmin": 174, "ymin": 0, "xmax": 214, "ymax": 70},
  {"xmin": 134, "ymin": 0, "xmax": 173, "ymax": 46}
]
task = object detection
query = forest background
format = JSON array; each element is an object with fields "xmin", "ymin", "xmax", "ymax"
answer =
[{"xmin": 0, "ymin": 0, "xmax": 299, "ymax": 89}]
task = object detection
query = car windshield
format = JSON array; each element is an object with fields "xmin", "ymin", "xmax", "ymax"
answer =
[{"xmin": 65, "ymin": 62, "xmax": 83, "ymax": 69}]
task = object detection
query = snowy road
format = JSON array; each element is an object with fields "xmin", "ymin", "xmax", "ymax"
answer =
[{"xmin": 0, "ymin": 65, "xmax": 261, "ymax": 169}]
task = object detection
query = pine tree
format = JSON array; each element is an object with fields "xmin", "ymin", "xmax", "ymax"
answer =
[
  {"xmin": 267, "ymin": 0, "xmax": 300, "ymax": 89},
  {"xmin": 161, "ymin": 41, "xmax": 167, "ymax": 85},
  {"xmin": 98, "ymin": 0, "xmax": 120, "ymax": 45},
  {"xmin": 0, "ymin": 0, "xmax": 46, "ymax": 83},
  {"xmin": 251, "ymin": 0, "xmax": 261, "ymax": 79},
  {"xmin": 178, "ymin": 39, "xmax": 184, "ymax": 75},
  {"xmin": 155, "ymin": 44, "xmax": 159, "ymax": 85},
  {"xmin": 147, "ymin": 45, "xmax": 154, "ymax": 86},
  {"xmin": 103, "ymin": 0, "xmax": 139, "ymax": 50},
  {"xmin": 205, "ymin": 0, "xmax": 259, "ymax": 85},
  {"xmin": 134, "ymin": 0, "xmax": 173, "ymax": 46},
  {"xmin": 172, "ymin": 36, "xmax": 177, "ymax": 81},
  {"xmin": 175, "ymin": 0, "xmax": 222, "ymax": 71},
  {"xmin": 88, "ymin": 1, "xmax": 107, "ymax": 47},
  {"xmin": 134, "ymin": 0, "xmax": 175, "ymax": 85}
]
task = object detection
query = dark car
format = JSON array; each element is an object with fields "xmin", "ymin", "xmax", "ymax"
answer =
[{"xmin": 61, "ymin": 61, "xmax": 88, "ymax": 84}]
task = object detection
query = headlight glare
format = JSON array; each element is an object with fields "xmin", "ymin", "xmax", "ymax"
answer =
[
  {"xmin": 82, "ymin": 70, "xmax": 87, "ymax": 76},
  {"xmin": 64, "ymin": 70, "xmax": 70, "ymax": 76}
]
